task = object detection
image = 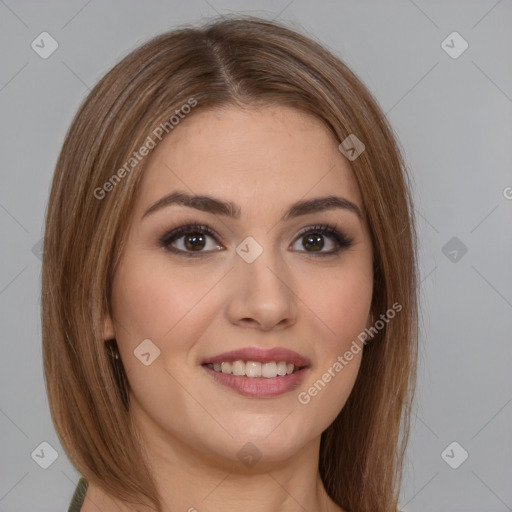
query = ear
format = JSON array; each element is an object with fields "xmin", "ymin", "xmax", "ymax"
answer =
[
  {"xmin": 365, "ymin": 310, "xmax": 374, "ymax": 330},
  {"xmin": 102, "ymin": 309, "xmax": 116, "ymax": 340}
]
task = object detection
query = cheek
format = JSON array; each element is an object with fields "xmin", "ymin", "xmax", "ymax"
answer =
[
  {"xmin": 294, "ymin": 264, "xmax": 372, "ymax": 426},
  {"xmin": 309, "ymin": 263, "xmax": 373, "ymax": 347},
  {"xmin": 109, "ymin": 253, "xmax": 227, "ymax": 401},
  {"xmin": 110, "ymin": 255, "xmax": 208, "ymax": 344},
  {"xmin": 108, "ymin": 256, "xmax": 209, "ymax": 423}
]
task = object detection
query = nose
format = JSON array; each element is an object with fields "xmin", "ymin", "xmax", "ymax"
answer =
[{"xmin": 225, "ymin": 245, "xmax": 298, "ymax": 331}]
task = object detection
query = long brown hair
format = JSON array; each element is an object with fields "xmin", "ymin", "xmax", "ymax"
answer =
[{"xmin": 42, "ymin": 15, "xmax": 418, "ymax": 512}]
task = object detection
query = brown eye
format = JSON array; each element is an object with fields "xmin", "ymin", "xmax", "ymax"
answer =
[
  {"xmin": 160, "ymin": 224, "xmax": 223, "ymax": 257},
  {"xmin": 291, "ymin": 224, "xmax": 353, "ymax": 256},
  {"xmin": 302, "ymin": 233, "xmax": 325, "ymax": 252},
  {"xmin": 182, "ymin": 232, "xmax": 207, "ymax": 251}
]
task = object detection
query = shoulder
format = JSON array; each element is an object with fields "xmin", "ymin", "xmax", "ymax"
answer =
[{"xmin": 67, "ymin": 477, "xmax": 88, "ymax": 512}]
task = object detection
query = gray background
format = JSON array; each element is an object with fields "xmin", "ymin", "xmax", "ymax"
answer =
[{"xmin": 1, "ymin": 1, "xmax": 511, "ymax": 511}]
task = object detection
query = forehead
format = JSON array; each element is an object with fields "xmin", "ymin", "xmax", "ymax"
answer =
[{"xmin": 134, "ymin": 105, "xmax": 363, "ymax": 217}]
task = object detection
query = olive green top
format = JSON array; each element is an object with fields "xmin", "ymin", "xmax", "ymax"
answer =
[
  {"xmin": 66, "ymin": 476, "xmax": 403, "ymax": 511},
  {"xmin": 68, "ymin": 477, "xmax": 87, "ymax": 512}
]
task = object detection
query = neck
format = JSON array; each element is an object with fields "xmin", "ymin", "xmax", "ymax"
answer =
[
  {"xmin": 146, "ymin": 433, "xmax": 342, "ymax": 512},
  {"xmin": 81, "ymin": 401, "xmax": 345, "ymax": 512},
  {"xmin": 141, "ymin": 401, "xmax": 343, "ymax": 512}
]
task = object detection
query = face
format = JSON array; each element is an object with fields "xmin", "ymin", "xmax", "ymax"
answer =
[{"xmin": 103, "ymin": 105, "xmax": 374, "ymax": 468}]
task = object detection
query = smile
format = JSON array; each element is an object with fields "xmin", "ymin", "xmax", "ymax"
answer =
[
  {"xmin": 202, "ymin": 363, "xmax": 309, "ymax": 398},
  {"xmin": 205, "ymin": 360, "xmax": 300, "ymax": 378},
  {"xmin": 201, "ymin": 346, "xmax": 310, "ymax": 397}
]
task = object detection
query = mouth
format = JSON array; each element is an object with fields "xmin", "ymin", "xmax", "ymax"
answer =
[
  {"xmin": 201, "ymin": 347, "xmax": 310, "ymax": 398},
  {"xmin": 203, "ymin": 360, "xmax": 304, "ymax": 378}
]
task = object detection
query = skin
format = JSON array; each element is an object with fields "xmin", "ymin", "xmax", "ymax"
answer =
[{"xmin": 84, "ymin": 105, "xmax": 374, "ymax": 512}]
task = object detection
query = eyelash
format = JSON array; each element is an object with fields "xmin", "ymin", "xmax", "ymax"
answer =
[{"xmin": 159, "ymin": 223, "xmax": 354, "ymax": 258}]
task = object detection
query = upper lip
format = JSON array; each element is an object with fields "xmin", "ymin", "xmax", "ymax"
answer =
[{"xmin": 202, "ymin": 347, "xmax": 311, "ymax": 368}]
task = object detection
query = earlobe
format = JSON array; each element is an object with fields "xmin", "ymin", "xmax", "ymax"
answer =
[
  {"xmin": 102, "ymin": 310, "xmax": 116, "ymax": 340},
  {"xmin": 366, "ymin": 311, "xmax": 373, "ymax": 329}
]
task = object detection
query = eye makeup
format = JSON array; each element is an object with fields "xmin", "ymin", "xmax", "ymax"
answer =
[{"xmin": 158, "ymin": 222, "xmax": 354, "ymax": 258}]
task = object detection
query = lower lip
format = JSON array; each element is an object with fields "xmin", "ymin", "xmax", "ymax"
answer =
[{"xmin": 202, "ymin": 365, "xmax": 308, "ymax": 398}]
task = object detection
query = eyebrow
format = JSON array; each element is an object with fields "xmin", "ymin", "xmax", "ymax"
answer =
[{"xmin": 142, "ymin": 191, "xmax": 362, "ymax": 222}]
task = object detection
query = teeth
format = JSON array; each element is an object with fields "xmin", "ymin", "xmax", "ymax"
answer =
[
  {"xmin": 207, "ymin": 360, "xmax": 299, "ymax": 378},
  {"xmin": 232, "ymin": 360, "xmax": 245, "ymax": 376},
  {"xmin": 221, "ymin": 362, "xmax": 232, "ymax": 374},
  {"xmin": 246, "ymin": 361, "xmax": 262, "ymax": 378},
  {"xmin": 276, "ymin": 361, "xmax": 287, "ymax": 376},
  {"xmin": 262, "ymin": 361, "xmax": 277, "ymax": 378}
]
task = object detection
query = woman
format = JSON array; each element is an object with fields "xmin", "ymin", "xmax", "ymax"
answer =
[{"xmin": 42, "ymin": 15, "xmax": 418, "ymax": 512}]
